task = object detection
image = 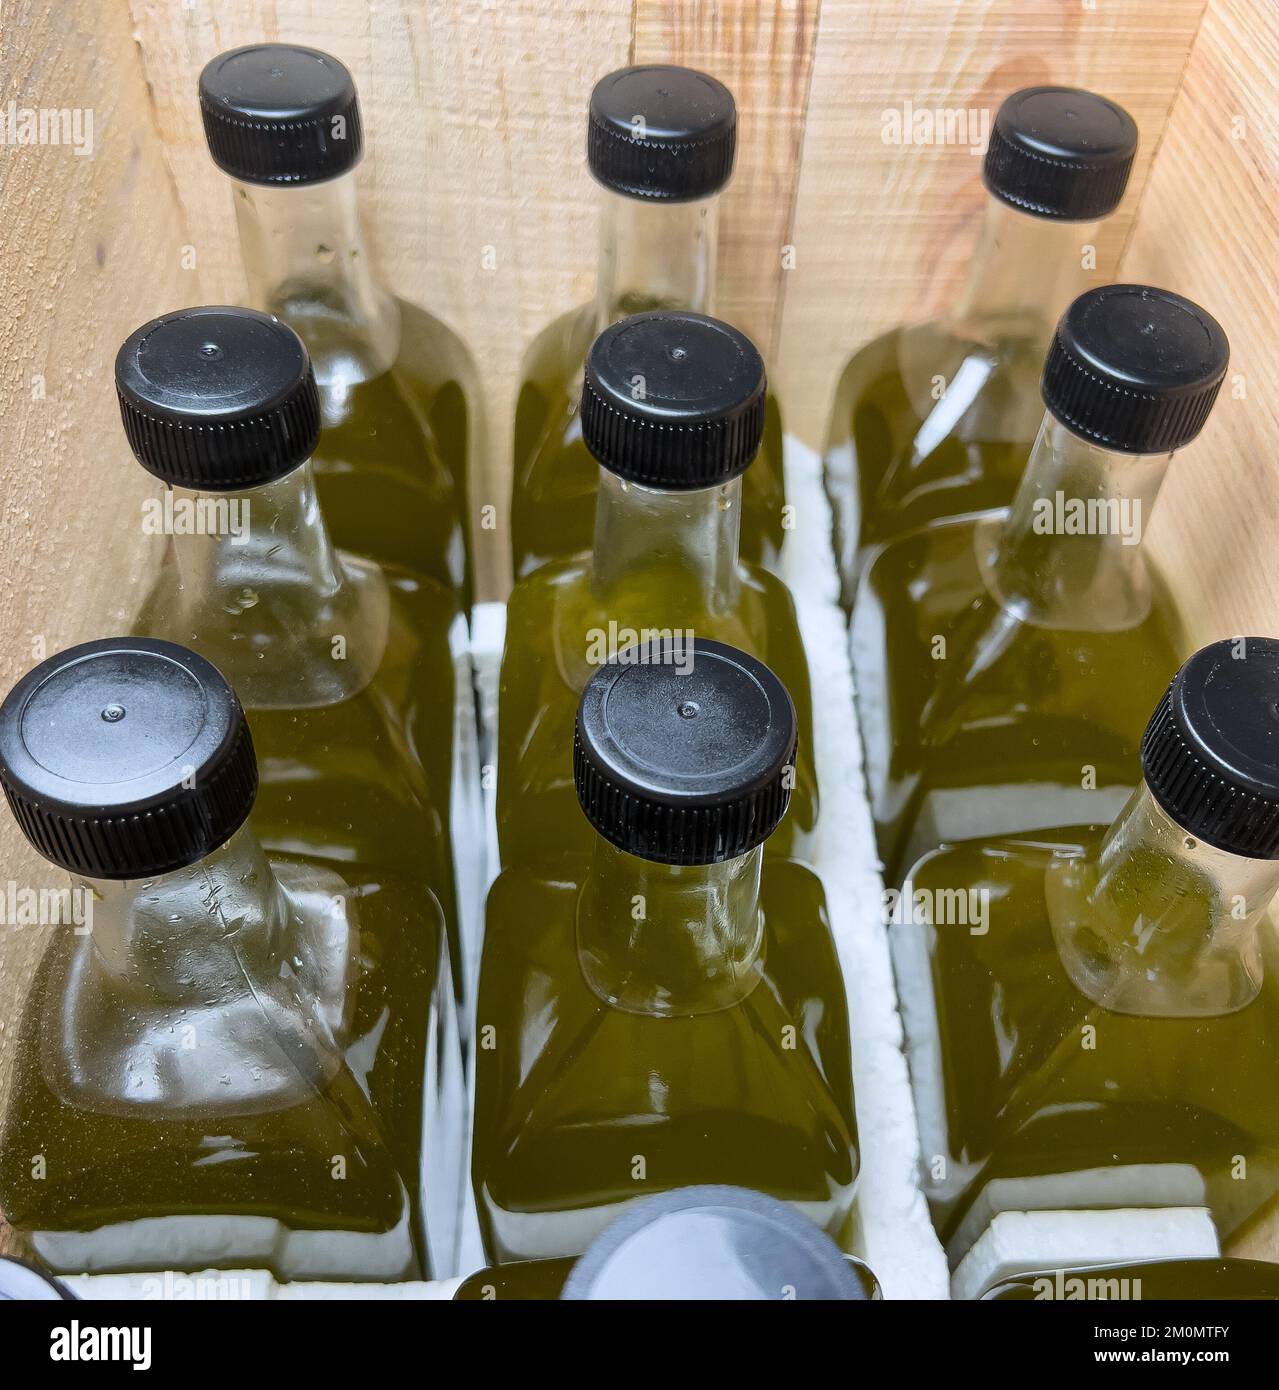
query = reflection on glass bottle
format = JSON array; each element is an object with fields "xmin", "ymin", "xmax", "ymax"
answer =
[
  {"xmin": 511, "ymin": 65, "xmax": 786, "ymax": 579},
  {"xmin": 200, "ymin": 44, "xmax": 479, "ymax": 609},
  {"xmin": 825, "ymin": 87, "xmax": 1138, "ymax": 604},
  {"xmin": 499, "ymin": 310, "xmax": 817, "ymax": 870},
  {"xmin": 115, "ymin": 310, "xmax": 469, "ymax": 1266},
  {"xmin": 457, "ymin": 1187, "xmax": 879, "ymax": 1300},
  {"xmin": 0, "ymin": 639, "xmax": 456, "ymax": 1280},
  {"xmin": 475, "ymin": 640, "xmax": 856, "ymax": 1264},
  {"xmin": 852, "ymin": 284, "xmax": 1228, "ymax": 882},
  {"xmin": 893, "ymin": 640, "xmax": 1279, "ymax": 1270}
]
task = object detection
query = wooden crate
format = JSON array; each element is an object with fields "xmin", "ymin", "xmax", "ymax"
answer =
[{"xmin": 1, "ymin": 0, "xmax": 1277, "ymax": 1262}]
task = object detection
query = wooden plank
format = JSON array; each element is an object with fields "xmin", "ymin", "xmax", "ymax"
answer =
[
  {"xmin": 0, "ymin": 0, "xmax": 205, "ymax": 1241},
  {"xmin": 776, "ymin": 0, "xmax": 1208, "ymax": 446},
  {"xmin": 1123, "ymin": 0, "xmax": 1279, "ymax": 651},
  {"xmin": 1118, "ymin": 0, "xmax": 1279, "ymax": 1258},
  {"xmin": 633, "ymin": 0, "xmax": 823, "ymax": 363},
  {"xmin": 124, "ymin": 0, "xmax": 635, "ymax": 600}
]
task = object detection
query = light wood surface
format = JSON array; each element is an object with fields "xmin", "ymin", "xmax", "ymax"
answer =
[
  {"xmin": 1118, "ymin": 0, "xmax": 1279, "ymax": 1260},
  {"xmin": 3, "ymin": 0, "xmax": 1279, "ymax": 1264},
  {"xmin": 0, "ymin": 0, "xmax": 205, "ymax": 1123}
]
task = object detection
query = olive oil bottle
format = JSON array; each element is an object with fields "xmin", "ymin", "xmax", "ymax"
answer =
[
  {"xmin": 853, "ymin": 284, "xmax": 1228, "ymax": 882},
  {"xmin": 0, "ymin": 638, "xmax": 457, "ymax": 1280},
  {"xmin": 456, "ymin": 1187, "xmax": 879, "ymax": 1300},
  {"xmin": 498, "ymin": 311, "xmax": 818, "ymax": 868},
  {"xmin": 116, "ymin": 309, "xmax": 471, "ymax": 1147},
  {"xmin": 895, "ymin": 639, "xmax": 1279, "ymax": 1266},
  {"xmin": 511, "ymin": 65, "xmax": 785, "ymax": 579},
  {"xmin": 825, "ymin": 87, "xmax": 1138, "ymax": 603},
  {"xmin": 200, "ymin": 44, "xmax": 478, "ymax": 609},
  {"xmin": 984, "ymin": 1259, "xmax": 1279, "ymax": 1301},
  {"xmin": 475, "ymin": 640, "xmax": 856, "ymax": 1264}
]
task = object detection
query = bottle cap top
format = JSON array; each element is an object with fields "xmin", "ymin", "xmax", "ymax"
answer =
[
  {"xmin": 0, "ymin": 638, "xmax": 257, "ymax": 880},
  {"xmin": 582, "ymin": 311, "xmax": 766, "ymax": 490},
  {"xmin": 561, "ymin": 1187, "xmax": 875, "ymax": 1300},
  {"xmin": 0, "ymin": 1257, "xmax": 76, "ymax": 1301},
  {"xmin": 588, "ymin": 65, "xmax": 736, "ymax": 202},
  {"xmin": 1142, "ymin": 637, "xmax": 1279, "ymax": 859},
  {"xmin": 574, "ymin": 638, "xmax": 796, "ymax": 865},
  {"xmin": 199, "ymin": 44, "xmax": 363, "ymax": 185},
  {"xmin": 116, "ymin": 306, "xmax": 321, "ymax": 491},
  {"xmin": 1041, "ymin": 284, "xmax": 1229, "ymax": 453},
  {"xmin": 984, "ymin": 86, "xmax": 1137, "ymax": 220}
]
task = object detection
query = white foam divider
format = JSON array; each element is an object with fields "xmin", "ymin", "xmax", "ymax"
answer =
[
  {"xmin": 951, "ymin": 1208, "xmax": 1220, "ymax": 1302},
  {"xmin": 64, "ymin": 1271, "xmax": 462, "ymax": 1301},
  {"xmin": 783, "ymin": 439, "xmax": 950, "ymax": 1299}
]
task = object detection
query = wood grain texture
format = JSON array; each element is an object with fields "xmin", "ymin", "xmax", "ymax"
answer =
[
  {"xmin": 0, "ymin": 0, "xmax": 206, "ymax": 1242},
  {"xmin": 1117, "ymin": 0, "xmax": 1279, "ymax": 1258},
  {"xmin": 1122, "ymin": 0, "xmax": 1279, "ymax": 651},
  {"xmin": 633, "ymin": 0, "xmax": 822, "ymax": 362},
  {"xmin": 776, "ymin": 0, "xmax": 1209, "ymax": 444}
]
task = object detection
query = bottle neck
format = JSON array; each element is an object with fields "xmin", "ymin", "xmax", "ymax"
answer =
[
  {"xmin": 79, "ymin": 822, "xmax": 287, "ymax": 1003},
  {"xmin": 595, "ymin": 189, "xmax": 718, "ymax": 332},
  {"xmin": 949, "ymin": 196, "xmax": 1099, "ymax": 353},
  {"xmin": 230, "ymin": 171, "xmax": 399, "ymax": 384},
  {"xmin": 577, "ymin": 837, "xmax": 765, "ymax": 1016},
  {"xmin": 141, "ymin": 462, "xmax": 387, "ymax": 707},
  {"xmin": 981, "ymin": 415, "xmax": 1170, "ymax": 630},
  {"xmin": 590, "ymin": 468, "xmax": 742, "ymax": 611},
  {"xmin": 1048, "ymin": 785, "xmax": 1279, "ymax": 1016}
]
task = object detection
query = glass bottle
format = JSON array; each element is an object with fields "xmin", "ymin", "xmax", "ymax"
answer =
[
  {"xmin": 456, "ymin": 1187, "xmax": 879, "ymax": 1300},
  {"xmin": 475, "ymin": 639, "xmax": 857, "ymax": 1264},
  {"xmin": 115, "ymin": 309, "xmax": 470, "ymax": 1247},
  {"xmin": 511, "ymin": 64, "xmax": 786, "ymax": 578},
  {"xmin": 825, "ymin": 86, "xmax": 1138, "ymax": 604},
  {"xmin": 200, "ymin": 43, "xmax": 478, "ymax": 608},
  {"xmin": 894, "ymin": 638, "xmax": 1279, "ymax": 1270},
  {"xmin": 118, "ymin": 305, "xmax": 475, "ymax": 997},
  {"xmin": 498, "ymin": 310, "xmax": 818, "ymax": 869},
  {"xmin": 0, "ymin": 638, "xmax": 458, "ymax": 1279},
  {"xmin": 852, "ymin": 284, "xmax": 1228, "ymax": 883}
]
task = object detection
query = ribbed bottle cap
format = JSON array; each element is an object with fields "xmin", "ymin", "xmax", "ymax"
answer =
[
  {"xmin": 561, "ymin": 1187, "xmax": 874, "ymax": 1300},
  {"xmin": 0, "ymin": 638, "xmax": 258, "ymax": 880},
  {"xmin": 984, "ymin": 87, "xmax": 1137, "ymax": 220},
  {"xmin": 574, "ymin": 638, "xmax": 796, "ymax": 865},
  {"xmin": 582, "ymin": 311, "xmax": 766, "ymax": 490},
  {"xmin": 1141, "ymin": 638, "xmax": 1279, "ymax": 858},
  {"xmin": 588, "ymin": 65, "xmax": 736, "ymax": 202},
  {"xmin": 1041, "ymin": 285, "xmax": 1229, "ymax": 453},
  {"xmin": 0, "ymin": 1257, "xmax": 76, "ymax": 1301},
  {"xmin": 199, "ymin": 44, "xmax": 362, "ymax": 185},
  {"xmin": 116, "ymin": 306, "xmax": 321, "ymax": 492}
]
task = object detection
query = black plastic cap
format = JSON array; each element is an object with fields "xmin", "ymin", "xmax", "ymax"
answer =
[
  {"xmin": 582, "ymin": 311, "xmax": 767, "ymax": 490},
  {"xmin": 574, "ymin": 638, "xmax": 796, "ymax": 865},
  {"xmin": 561, "ymin": 1187, "xmax": 874, "ymax": 1301},
  {"xmin": 0, "ymin": 638, "xmax": 258, "ymax": 880},
  {"xmin": 1041, "ymin": 285, "xmax": 1229, "ymax": 454},
  {"xmin": 984, "ymin": 87, "xmax": 1137, "ymax": 220},
  {"xmin": 1141, "ymin": 638, "xmax": 1279, "ymax": 859},
  {"xmin": 0, "ymin": 1257, "xmax": 76, "ymax": 1301},
  {"xmin": 199, "ymin": 44, "xmax": 362, "ymax": 185},
  {"xmin": 588, "ymin": 65, "xmax": 736, "ymax": 202},
  {"xmin": 116, "ymin": 306, "xmax": 322, "ymax": 492}
]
